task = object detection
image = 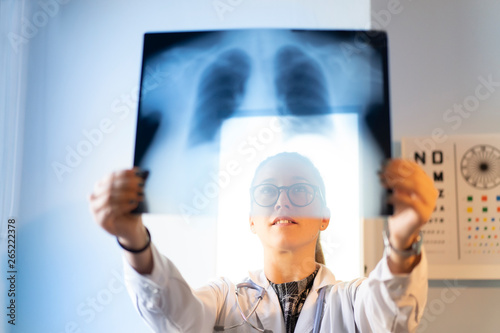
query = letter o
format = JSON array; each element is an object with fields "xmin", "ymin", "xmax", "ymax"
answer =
[
  {"xmin": 108, "ymin": 278, "xmax": 124, "ymax": 294},
  {"xmin": 269, "ymin": 118, "xmax": 282, "ymax": 132},
  {"xmin": 371, "ymin": 20, "xmax": 382, "ymax": 30},
  {"xmin": 33, "ymin": 11, "xmax": 49, "ymax": 27},
  {"xmin": 463, "ymin": 96, "xmax": 479, "ymax": 112},
  {"xmin": 428, "ymin": 299, "xmax": 445, "ymax": 315},
  {"xmin": 203, "ymin": 182, "xmax": 218, "ymax": 199},
  {"xmin": 77, "ymin": 140, "xmax": 93, "ymax": 157},
  {"xmin": 97, "ymin": 289, "xmax": 113, "ymax": 305},
  {"xmin": 418, "ymin": 318, "xmax": 428, "ymax": 331},
  {"xmin": 441, "ymin": 288, "xmax": 456, "ymax": 304},
  {"xmin": 300, "ymin": 256, "xmax": 316, "ymax": 273},
  {"xmin": 354, "ymin": 32, "xmax": 370, "ymax": 48},
  {"xmin": 258, "ymin": 128, "xmax": 274, "ymax": 144}
]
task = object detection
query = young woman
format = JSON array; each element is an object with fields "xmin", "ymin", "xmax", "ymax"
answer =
[{"xmin": 89, "ymin": 152, "xmax": 438, "ymax": 332}]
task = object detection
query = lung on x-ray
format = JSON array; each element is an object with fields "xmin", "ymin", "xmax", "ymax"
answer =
[{"xmin": 133, "ymin": 29, "xmax": 391, "ymax": 220}]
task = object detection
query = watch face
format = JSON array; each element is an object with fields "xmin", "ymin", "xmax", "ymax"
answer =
[{"xmin": 460, "ymin": 144, "xmax": 500, "ymax": 189}]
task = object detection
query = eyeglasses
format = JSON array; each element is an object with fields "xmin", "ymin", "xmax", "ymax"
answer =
[{"xmin": 250, "ymin": 183, "xmax": 323, "ymax": 207}]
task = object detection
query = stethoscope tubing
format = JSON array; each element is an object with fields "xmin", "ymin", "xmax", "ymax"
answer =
[
  {"xmin": 312, "ymin": 285, "xmax": 329, "ymax": 333},
  {"xmin": 214, "ymin": 281, "xmax": 268, "ymax": 332},
  {"xmin": 214, "ymin": 281, "xmax": 329, "ymax": 332}
]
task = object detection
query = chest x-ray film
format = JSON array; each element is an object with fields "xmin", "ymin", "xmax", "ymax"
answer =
[{"xmin": 133, "ymin": 29, "xmax": 392, "ymax": 225}]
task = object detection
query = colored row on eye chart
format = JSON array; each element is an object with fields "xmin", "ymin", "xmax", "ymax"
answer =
[{"xmin": 402, "ymin": 134, "xmax": 500, "ymax": 279}]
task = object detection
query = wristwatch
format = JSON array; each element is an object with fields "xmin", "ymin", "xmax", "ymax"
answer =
[{"xmin": 383, "ymin": 229, "xmax": 423, "ymax": 258}]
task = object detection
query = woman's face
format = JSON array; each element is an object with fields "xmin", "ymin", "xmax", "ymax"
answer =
[{"xmin": 249, "ymin": 156, "xmax": 330, "ymax": 253}]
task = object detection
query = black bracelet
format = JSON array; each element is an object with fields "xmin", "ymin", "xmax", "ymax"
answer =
[{"xmin": 117, "ymin": 227, "xmax": 151, "ymax": 253}]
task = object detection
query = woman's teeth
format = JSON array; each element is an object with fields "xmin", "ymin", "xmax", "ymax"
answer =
[{"xmin": 275, "ymin": 220, "xmax": 294, "ymax": 224}]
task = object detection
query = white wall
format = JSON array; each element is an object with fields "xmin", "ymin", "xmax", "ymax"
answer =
[
  {"xmin": 1, "ymin": 1, "xmax": 370, "ymax": 332},
  {"xmin": 371, "ymin": 0, "xmax": 500, "ymax": 332}
]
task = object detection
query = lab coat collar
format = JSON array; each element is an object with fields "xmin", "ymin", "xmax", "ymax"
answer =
[
  {"xmin": 247, "ymin": 263, "xmax": 337, "ymax": 291},
  {"xmin": 247, "ymin": 264, "xmax": 338, "ymax": 333},
  {"xmin": 294, "ymin": 264, "xmax": 338, "ymax": 332}
]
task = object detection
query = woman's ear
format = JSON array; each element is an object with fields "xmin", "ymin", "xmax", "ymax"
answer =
[
  {"xmin": 249, "ymin": 216, "xmax": 256, "ymax": 234},
  {"xmin": 320, "ymin": 207, "xmax": 331, "ymax": 231}
]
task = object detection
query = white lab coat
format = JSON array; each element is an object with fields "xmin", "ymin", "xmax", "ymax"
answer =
[{"xmin": 123, "ymin": 243, "xmax": 427, "ymax": 332}]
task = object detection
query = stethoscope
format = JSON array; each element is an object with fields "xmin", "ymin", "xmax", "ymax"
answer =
[{"xmin": 213, "ymin": 280, "xmax": 330, "ymax": 333}]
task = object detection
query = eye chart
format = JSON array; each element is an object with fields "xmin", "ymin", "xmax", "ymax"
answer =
[{"xmin": 402, "ymin": 134, "xmax": 500, "ymax": 279}]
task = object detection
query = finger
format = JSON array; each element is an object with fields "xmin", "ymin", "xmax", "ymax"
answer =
[
  {"xmin": 381, "ymin": 161, "xmax": 437, "ymax": 202},
  {"xmin": 90, "ymin": 188, "xmax": 144, "ymax": 217},
  {"xmin": 382, "ymin": 176, "xmax": 438, "ymax": 206},
  {"xmin": 379, "ymin": 159, "xmax": 420, "ymax": 187},
  {"xmin": 108, "ymin": 195, "xmax": 142, "ymax": 216},
  {"xmin": 383, "ymin": 159, "xmax": 423, "ymax": 178},
  {"xmin": 91, "ymin": 199, "xmax": 139, "ymax": 229},
  {"xmin": 381, "ymin": 162, "xmax": 429, "ymax": 187},
  {"xmin": 91, "ymin": 183, "xmax": 143, "ymax": 215},
  {"xmin": 381, "ymin": 173, "xmax": 430, "ymax": 199},
  {"xmin": 389, "ymin": 191, "xmax": 434, "ymax": 224},
  {"xmin": 110, "ymin": 175, "xmax": 145, "ymax": 196},
  {"xmin": 93, "ymin": 169, "xmax": 145, "ymax": 198},
  {"xmin": 382, "ymin": 162, "xmax": 429, "ymax": 184},
  {"xmin": 388, "ymin": 190, "xmax": 413, "ymax": 216},
  {"xmin": 92, "ymin": 204, "xmax": 129, "ymax": 235}
]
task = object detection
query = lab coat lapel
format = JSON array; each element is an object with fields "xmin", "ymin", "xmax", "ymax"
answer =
[
  {"xmin": 248, "ymin": 269, "xmax": 286, "ymax": 333},
  {"xmin": 294, "ymin": 265, "xmax": 337, "ymax": 333}
]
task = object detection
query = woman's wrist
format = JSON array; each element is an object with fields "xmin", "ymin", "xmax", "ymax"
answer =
[
  {"xmin": 384, "ymin": 221, "xmax": 423, "ymax": 273},
  {"xmin": 116, "ymin": 223, "xmax": 149, "ymax": 252},
  {"xmin": 117, "ymin": 226, "xmax": 151, "ymax": 253},
  {"xmin": 387, "ymin": 250, "xmax": 422, "ymax": 274},
  {"xmin": 386, "ymin": 230, "xmax": 422, "ymax": 256},
  {"xmin": 119, "ymin": 223, "xmax": 154, "ymax": 275}
]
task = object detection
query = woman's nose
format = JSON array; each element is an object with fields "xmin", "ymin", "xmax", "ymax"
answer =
[{"xmin": 275, "ymin": 189, "xmax": 291, "ymax": 209}]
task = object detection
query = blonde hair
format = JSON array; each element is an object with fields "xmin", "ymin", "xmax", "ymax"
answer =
[{"xmin": 315, "ymin": 236, "xmax": 325, "ymax": 265}]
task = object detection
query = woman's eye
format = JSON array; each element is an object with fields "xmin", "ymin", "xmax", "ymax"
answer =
[
  {"xmin": 260, "ymin": 186, "xmax": 276, "ymax": 195},
  {"xmin": 293, "ymin": 185, "xmax": 307, "ymax": 192}
]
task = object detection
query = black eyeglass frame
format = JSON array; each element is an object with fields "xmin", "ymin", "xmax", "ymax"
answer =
[{"xmin": 250, "ymin": 183, "xmax": 324, "ymax": 207}]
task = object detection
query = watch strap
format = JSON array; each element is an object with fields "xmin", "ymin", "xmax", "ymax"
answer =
[{"xmin": 383, "ymin": 228, "xmax": 423, "ymax": 258}]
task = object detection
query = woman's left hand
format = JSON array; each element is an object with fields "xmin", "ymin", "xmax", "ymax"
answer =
[{"xmin": 380, "ymin": 159, "xmax": 439, "ymax": 253}]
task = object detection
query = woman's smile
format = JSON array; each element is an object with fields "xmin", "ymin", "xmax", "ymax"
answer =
[{"xmin": 272, "ymin": 216, "xmax": 298, "ymax": 226}]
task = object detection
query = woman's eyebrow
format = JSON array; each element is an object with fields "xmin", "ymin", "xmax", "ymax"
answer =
[
  {"xmin": 293, "ymin": 176, "xmax": 310, "ymax": 182},
  {"xmin": 259, "ymin": 176, "xmax": 310, "ymax": 183}
]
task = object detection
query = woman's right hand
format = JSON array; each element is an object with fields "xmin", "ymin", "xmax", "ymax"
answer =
[{"xmin": 88, "ymin": 168, "xmax": 146, "ymax": 240}]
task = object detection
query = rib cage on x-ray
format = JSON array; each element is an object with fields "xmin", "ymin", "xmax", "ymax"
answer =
[
  {"xmin": 189, "ymin": 49, "xmax": 251, "ymax": 146},
  {"xmin": 275, "ymin": 46, "xmax": 330, "ymax": 114},
  {"xmin": 274, "ymin": 45, "xmax": 332, "ymax": 136},
  {"xmin": 133, "ymin": 29, "xmax": 391, "ymax": 215},
  {"xmin": 188, "ymin": 44, "xmax": 333, "ymax": 147}
]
